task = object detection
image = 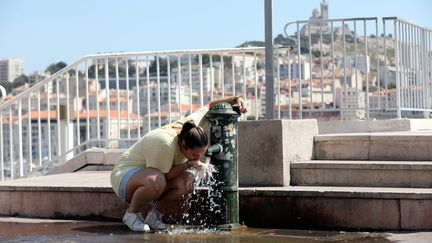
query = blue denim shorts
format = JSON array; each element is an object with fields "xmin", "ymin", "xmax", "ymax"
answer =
[{"xmin": 118, "ymin": 167, "xmax": 141, "ymax": 204}]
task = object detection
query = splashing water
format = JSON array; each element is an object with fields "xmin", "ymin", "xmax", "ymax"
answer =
[
  {"xmin": 165, "ymin": 225, "xmax": 227, "ymax": 235},
  {"xmin": 193, "ymin": 157, "xmax": 217, "ymax": 188},
  {"xmin": 170, "ymin": 157, "xmax": 226, "ymax": 232},
  {"xmin": 191, "ymin": 157, "xmax": 223, "ymax": 216}
]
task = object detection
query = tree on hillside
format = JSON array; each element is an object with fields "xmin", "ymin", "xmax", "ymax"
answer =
[
  {"xmin": 12, "ymin": 75, "xmax": 28, "ymax": 88},
  {"xmin": 274, "ymin": 34, "xmax": 297, "ymax": 47},
  {"xmin": 236, "ymin": 41, "xmax": 265, "ymax": 48},
  {"xmin": 46, "ymin": 61, "xmax": 67, "ymax": 75}
]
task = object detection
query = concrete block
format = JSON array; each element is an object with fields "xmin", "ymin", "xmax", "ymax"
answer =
[
  {"xmin": 240, "ymin": 196, "xmax": 400, "ymax": 230},
  {"xmin": 409, "ymin": 119, "xmax": 432, "ymax": 131},
  {"xmin": 99, "ymin": 192, "xmax": 126, "ymax": 220},
  {"xmin": 103, "ymin": 149, "xmax": 124, "ymax": 165},
  {"xmin": 367, "ymin": 119, "xmax": 412, "ymax": 133},
  {"xmin": 369, "ymin": 140, "xmax": 432, "ymax": 161},
  {"xmin": 318, "ymin": 119, "xmax": 432, "ymax": 134},
  {"xmin": 0, "ymin": 191, "xmax": 10, "ymax": 215},
  {"xmin": 238, "ymin": 120, "xmax": 284, "ymax": 186},
  {"xmin": 238, "ymin": 119, "xmax": 317, "ymax": 186},
  {"xmin": 47, "ymin": 152, "xmax": 87, "ymax": 175},
  {"xmin": 317, "ymin": 119, "xmax": 412, "ymax": 134},
  {"xmin": 315, "ymin": 141, "xmax": 369, "ymax": 160},
  {"xmin": 315, "ymin": 133, "xmax": 432, "ymax": 161},
  {"xmin": 86, "ymin": 149, "xmax": 106, "ymax": 164},
  {"xmin": 370, "ymin": 134, "xmax": 432, "ymax": 141},
  {"xmin": 318, "ymin": 120, "xmax": 369, "ymax": 134},
  {"xmin": 79, "ymin": 165, "xmax": 114, "ymax": 171},
  {"xmin": 401, "ymin": 199, "xmax": 432, "ymax": 230},
  {"xmin": 10, "ymin": 191, "xmax": 100, "ymax": 218},
  {"xmin": 291, "ymin": 162, "xmax": 432, "ymax": 187},
  {"xmin": 314, "ymin": 134, "xmax": 370, "ymax": 142},
  {"xmin": 47, "ymin": 149, "xmax": 124, "ymax": 174},
  {"xmin": 282, "ymin": 120, "xmax": 318, "ymax": 163},
  {"xmin": 294, "ymin": 197, "xmax": 400, "ymax": 230}
]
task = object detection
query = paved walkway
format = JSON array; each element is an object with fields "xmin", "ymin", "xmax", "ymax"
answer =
[
  {"xmin": 3, "ymin": 217, "xmax": 431, "ymax": 243},
  {"xmin": 0, "ymin": 171, "xmax": 111, "ymax": 190}
]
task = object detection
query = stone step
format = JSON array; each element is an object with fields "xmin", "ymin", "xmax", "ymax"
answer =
[
  {"xmin": 240, "ymin": 186, "xmax": 432, "ymax": 230},
  {"xmin": 1, "ymin": 172, "xmax": 432, "ymax": 230},
  {"xmin": 314, "ymin": 131, "xmax": 432, "ymax": 161},
  {"xmin": 291, "ymin": 160, "xmax": 432, "ymax": 188}
]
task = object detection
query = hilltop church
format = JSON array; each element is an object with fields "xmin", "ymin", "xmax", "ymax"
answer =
[
  {"xmin": 299, "ymin": 0, "xmax": 350, "ymax": 36},
  {"xmin": 300, "ymin": 0, "xmax": 330, "ymax": 36}
]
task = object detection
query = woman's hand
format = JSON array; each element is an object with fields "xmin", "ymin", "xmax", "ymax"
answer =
[
  {"xmin": 234, "ymin": 96, "xmax": 247, "ymax": 114},
  {"xmin": 208, "ymin": 96, "xmax": 248, "ymax": 114}
]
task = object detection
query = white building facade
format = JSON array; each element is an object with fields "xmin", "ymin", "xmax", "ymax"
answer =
[{"xmin": 0, "ymin": 57, "xmax": 24, "ymax": 83}]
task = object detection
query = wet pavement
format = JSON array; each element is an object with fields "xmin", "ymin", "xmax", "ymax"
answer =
[{"xmin": 0, "ymin": 217, "xmax": 430, "ymax": 243}]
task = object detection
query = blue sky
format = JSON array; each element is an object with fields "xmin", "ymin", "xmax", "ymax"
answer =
[{"xmin": 0, "ymin": 0, "xmax": 431, "ymax": 74}]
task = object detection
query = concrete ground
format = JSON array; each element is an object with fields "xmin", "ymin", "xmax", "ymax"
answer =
[{"xmin": 0, "ymin": 217, "xmax": 431, "ymax": 243}]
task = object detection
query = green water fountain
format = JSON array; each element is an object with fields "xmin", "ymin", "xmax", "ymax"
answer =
[{"xmin": 205, "ymin": 102, "xmax": 241, "ymax": 230}]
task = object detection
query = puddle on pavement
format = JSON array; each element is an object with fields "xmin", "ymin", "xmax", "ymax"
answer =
[{"xmin": 0, "ymin": 218, "xmax": 392, "ymax": 243}]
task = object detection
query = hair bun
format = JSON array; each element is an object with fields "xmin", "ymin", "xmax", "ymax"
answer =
[
  {"xmin": 182, "ymin": 121, "xmax": 196, "ymax": 132},
  {"xmin": 178, "ymin": 121, "xmax": 208, "ymax": 149}
]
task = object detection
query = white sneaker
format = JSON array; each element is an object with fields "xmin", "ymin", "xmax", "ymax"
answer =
[
  {"xmin": 145, "ymin": 208, "xmax": 167, "ymax": 231},
  {"xmin": 123, "ymin": 211, "xmax": 151, "ymax": 232}
]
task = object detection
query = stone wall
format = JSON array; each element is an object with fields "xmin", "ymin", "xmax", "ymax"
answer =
[{"xmin": 238, "ymin": 119, "xmax": 318, "ymax": 186}]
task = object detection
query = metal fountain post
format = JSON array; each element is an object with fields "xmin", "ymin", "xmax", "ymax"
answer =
[{"xmin": 205, "ymin": 102, "xmax": 241, "ymax": 229}]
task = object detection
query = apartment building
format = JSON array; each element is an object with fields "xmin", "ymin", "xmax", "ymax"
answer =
[{"xmin": 0, "ymin": 57, "xmax": 24, "ymax": 83}]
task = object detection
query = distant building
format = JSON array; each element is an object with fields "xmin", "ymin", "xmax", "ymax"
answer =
[
  {"xmin": 336, "ymin": 87, "xmax": 365, "ymax": 120},
  {"xmin": 171, "ymin": 65, "xmax": 220, "ymax": 92},
  {"xmin": 133, "ymin": 81, "xmax": 191, "ymax": 115},
  {"xmin": 340, "ymin": 55, "xmax": 370, "ymax": 74},
  {"xmin": 278, "ymin": 57, "xmax": 311, "ymax": 81},
  {"xmin": 28, "ymin": 71, "xmax": 49, "ymax": 86},
  {"xmin": 0, "ymin": 57, "xmax": 24, "ymax": 83},
  {"xmin": 28, "ymin": 71, "xmax": 52, "ymax": 93},
  {"xmin": 231, "ymin": 54, "xmax": 257, "ymax": 84},
  {"xmin": 299, "ymin": 0, "xmax": 351, "ymax": 37},
  {"xmin": 380, "ymin": 66, "xmax": 396, "ymax": 85}
]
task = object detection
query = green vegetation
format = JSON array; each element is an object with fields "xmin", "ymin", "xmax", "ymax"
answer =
[
  {"xmin": 45, "ymin": 61, "xmax": 67, "ymax": 75},
  {"xmin": 12, "ymin": 75, "xmax": 28, "ymax": 88},
  {"xmin": 236, "ymin": 41, "xmax": 265, "ymax": 48}
]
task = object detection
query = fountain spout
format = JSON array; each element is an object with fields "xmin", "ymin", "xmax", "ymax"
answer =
[{"xmin": 205, "ymin": 144, "xmax": 222, "ymax": 157}]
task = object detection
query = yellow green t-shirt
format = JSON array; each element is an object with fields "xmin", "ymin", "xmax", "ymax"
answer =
[{"xmin": 110, "ymin": 106, "xmax": 210, "ymax": 195}]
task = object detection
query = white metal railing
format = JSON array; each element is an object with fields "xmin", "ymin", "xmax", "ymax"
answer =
[
  {"xmin": 383, "ymin": 17, "xmax": 432, "ymax": 118},
  {"xmin": 284, "ymin": 17, "xmax": 381, "ymax": 120},
  {"xmin": 283, "ymin": 17, "xmax": 432, "ymax": 120},
  {"xmin": 0, "ymin": 16, "xmax": 431, "ymax": 180},
  {"xmin": 0, "ymin": 47, "xmax": 290, "ymax": 180}
]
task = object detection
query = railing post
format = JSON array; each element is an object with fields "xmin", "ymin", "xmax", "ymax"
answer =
[
  {"xmin": 265, "ymin": 0, "xmax": 275, "ymax": 119},
  {"xmin": 59, "ymin": 105, "xmax": 73, "ymax": 163},
  {"xmin": 394, "ymin": 20, "xmax": 402, "ymax": 118},
  {"xmin": 422, "ymin": 29, "xmax": 430, "ymax": 118}
]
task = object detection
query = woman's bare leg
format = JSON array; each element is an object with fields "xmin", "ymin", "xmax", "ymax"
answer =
[
  {"xmin": 125, "ymin": 168, "xmax": 166, "ymax": 213},
  {"xmin": 155, "ymin": 171, "xmax": 194, "ymax": 218}
]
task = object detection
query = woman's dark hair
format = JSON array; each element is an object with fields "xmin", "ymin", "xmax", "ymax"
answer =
[{"xmin": 178, "ymin": 121, "xmax": 208, "ymax": 149}]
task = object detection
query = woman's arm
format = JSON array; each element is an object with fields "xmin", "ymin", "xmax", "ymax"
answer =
[{"xmin": 165, "ymin": 162, "xmax": 190, "ymax": 181}]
